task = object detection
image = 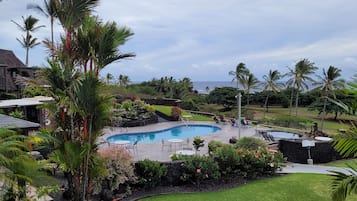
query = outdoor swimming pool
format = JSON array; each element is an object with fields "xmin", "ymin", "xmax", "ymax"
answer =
[
  {"xmin": 107, "ymin": 124, "xmax": 221, "ymax": 143},
  {"xmin": 267, "ymin": 131, "xmax": 303, "ymax": 140}
]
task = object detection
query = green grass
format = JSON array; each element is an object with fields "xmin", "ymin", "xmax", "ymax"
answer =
[
  {"xmin": 153, "ymin": 105, "xmax": 212, "ymax": 121},
  {"xmin": 324, "ymin": 159, "xmax": 357, "ymax": 168},
  {"xmin": 140, "ymin": 174, "xmax": 357, "ymax": 201},
  {"xmin": 245, "ymin": 106, "xmax": 355, "ymax": 135}
]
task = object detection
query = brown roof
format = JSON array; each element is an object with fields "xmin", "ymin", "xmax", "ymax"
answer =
[{"xmin": 0, "ymin": 49, "xmax": 26, "ymax": 67}]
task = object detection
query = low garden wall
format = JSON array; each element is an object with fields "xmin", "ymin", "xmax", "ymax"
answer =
[
  {"xmin": 155, "ymin": 110, "xmax": 179, "ymax": 121},
  {"xmin": 279, "ymin": 139, "xmax": 344, "ymax": 164},
  {"xmin": 121, "ymin": 115, "xmax": 158, "ymax": 127}
]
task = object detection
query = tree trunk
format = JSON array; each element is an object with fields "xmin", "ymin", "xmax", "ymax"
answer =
[
  {"xmin": 263, "ymin": 94, "xmax": 269, "ymax": 118},
  {"xmin": 294, "ymin": 91, "xmax": 299, "ymax": 127},
  {"xmin": 321, "ymin": 96, "xmax": 327, "ymax": 132},
  {"xmin": 288, "ymin": 89, "xmax": 294, "ymax": 127},
  {"xmin": 26, "ymin": 46, "xmax": 29, "ymax": 66}
]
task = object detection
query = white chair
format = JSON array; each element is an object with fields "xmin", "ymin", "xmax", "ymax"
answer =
[
  {"xmin": 161, "ymin": 139, "xmax": 172, "ymax": 152},
  {"xmin": 182, "ymin": 138, "xmax": 192, "ymax": 150},
  {"xmin": 126, "ymin": 140, "xmax": 138, "ymax": 153}
]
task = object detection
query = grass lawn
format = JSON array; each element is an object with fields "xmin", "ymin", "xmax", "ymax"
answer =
[
  {"xmin": 153, "ymin": 105, "xmax": 212, "ymax": 121},
  {"xmin": 140, "ymin": 174, "xmax": 357, "ymax": 201},
  {"xmin": 244, "ymin": 106, "xmax": 354, "ymax": 135},
  {"xmin": 324, "ymin": 158, "xmax": 357, "ymax": 168}
]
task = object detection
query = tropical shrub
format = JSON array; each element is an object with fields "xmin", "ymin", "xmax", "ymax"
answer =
[
  {"xmin": 180, "ymin": 155, "xmax": 220, "ymax": 188},
  {"xmin": 135, "ymin": 159, "xmax": 168, "ymax": 188},
  {"xmin": 171, "ymin": 106, "xmax": 182, "ymax": 118},
  {"xmin": 93, "ymin": 146, "xmax": 136, "ymax": 195},
  {"xmin": 192, "ymin": 136, "xmax": 205, "ymax": 153},
  {"xmin": 233, "ymin": 137, "xmax": 268, "ymax": 151},
  {"xmin": 211, "ymin": 145, "xmax": 284, "ymax": 178},
  {"xmin": 181, "ymin": 98, "xmax": 199, "ymax": 111},
  {"xmin": 170, "ymin": 154, "xmax": 195, "ymax": 161},
  {"xmin": 212, "ymin": 146, "xmax": 241, "ymax": 176},
  {"xmin": 208, "ymin": 140, "xmax": 231, "ymax": 156}
]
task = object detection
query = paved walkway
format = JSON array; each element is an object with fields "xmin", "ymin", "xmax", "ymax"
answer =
[{"xmin": 279, "ymin": 163, "xmax": 356, "ymax": 175}]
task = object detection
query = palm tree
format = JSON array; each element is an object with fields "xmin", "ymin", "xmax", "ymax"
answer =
[
  {"xmin": 262, "ymin": 69, "xmax": 284, "ymax": 116},
  {"xmin": 0, "ymin": 128, "xmax": 49, "ymax": 200},
  {"xmin": 286, "ymin": 59, "xmax": 317, "ymax": 125},
  {"xmin": 12, "ymin": 15, "xmax": 45, "ymax": 65},
  {"xmin": 241, "ymin": 73, "xmax": 260, "ymax": 105},
  {"xmin": 27, "ymin": 0, "xmax": 58, "ymax": 55},
  {"xmin": 118, "ymin": 74, "xmax": 130, "ymax": 86},
  {"xmin": 314, "ymin": 66, "xmax": 345, "ymax": 131},
  {"xmin": 55, "ymin": 0, "xmax": 99, "ymax": 53},
  {"xmin": 229, "ymin": 62, "xmax": 249, "ymax": 90},
  {"xmin": 106, "ymin": 73, "xmax": 113, "ymax": 84},
  {"xmin": 329, "ymin": 74, "xmax": 357, "ymax": 201},
  {"xmin": 330, "ymin": 127, "xmax": 357, "ymax": 201}
]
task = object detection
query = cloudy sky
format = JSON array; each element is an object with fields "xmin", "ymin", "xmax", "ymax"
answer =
[{"xmin": 1, "ymin": 0, "xmax": 357, "ymax": 82}]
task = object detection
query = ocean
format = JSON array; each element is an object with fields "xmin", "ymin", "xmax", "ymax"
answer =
[{"xmin": 193, "ymin": 81, "xmax": 236, "ymax": 94}]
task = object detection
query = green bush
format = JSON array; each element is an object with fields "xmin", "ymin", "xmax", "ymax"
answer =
[
  {"xmin": 208, "ymin": 140, "xmax": 231, "ymax": 156},
  {"xmin": 212, "ymin": 145, "xmax": 284, "ymax": 179},
  {"xmin": 135, "ymin": 159, "xmax": 168, "ymax": 188},
  {"xmin": 233, "ymin": 137, "xmax": 268, "ymax": 151},
  {"xmin": 171, "ymin": 106, "xmax": 182, "ymax": 118},
  {"xmin": 181, "ymin": 99, "xmax": 199, "ymax": 111},
  {"xmin": 212, "ymin": 146, "xmax": 241, "ymax": 176},
  {"xmin": 180, "ymin": 155, "xmax": 220, "ymax": 188},
  {"xmin": 170, "ymin": 154, "xmax": 194, "ymax": 161}
]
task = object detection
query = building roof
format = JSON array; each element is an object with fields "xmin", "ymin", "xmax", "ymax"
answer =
[
  {"xmin": 0, "ymin": 49, "xmax": 26, "ymax": 67},
  {"xmin": 0, "ymin": 114, "xmax": 40, "ymax": 129},
  {"xmin": 0, "ymin": 98, "xmax": 43, "ymax": 108}
]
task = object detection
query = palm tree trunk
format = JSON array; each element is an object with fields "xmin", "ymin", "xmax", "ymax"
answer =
[
  {"xmin": 50, "ymin": 17, "xmax": 54, "ymax": 58},
  {"xmin": 247, "ymin": 93, "xmax": 250, "ymax": 105},
  {"xmin": 82, "ymin": 115, "xmax": 93, "ymax": 201},
  {"xmin": 288, "ymin": 89, "xmax": 294, "ymax": 127},
  {"xmin": 264, "ymin": 93, "xmax": 269, "ymax": 117},
  {"xmin": 294, "ymin": 91, "xmax": 299, "ymax": 127},
  {"xmin": 321, "ymin": 96, "xmax": 327, "ymax": 132},
  {"xmin": 26, "ymin": 46, "xmax": 29, "ymax": 66}
]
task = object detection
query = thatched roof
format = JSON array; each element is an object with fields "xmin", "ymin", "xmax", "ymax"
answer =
[{"xmin": 0, "ymin": 49, "xmax": 26, "ymax": 68}]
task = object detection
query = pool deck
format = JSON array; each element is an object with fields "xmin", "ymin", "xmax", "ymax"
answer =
[{"xmin": 99, "ymin": 121, "xmax": 266, "ymax": 162}]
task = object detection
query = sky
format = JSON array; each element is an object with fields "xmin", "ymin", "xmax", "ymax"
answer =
[{"xmin": 1, "ymin": 0, "xmax": 357, "ymax": 82}]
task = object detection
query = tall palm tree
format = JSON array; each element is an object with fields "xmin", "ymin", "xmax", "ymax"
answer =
[
  {"xmin": 12, "ymin": 15, "xmax": 45, "ymax": 65},
  {"xmin": 118, "ymin": 74, "xmax": 130, "ymax": 86},
  {"xmin": 90, "ymin": 21, "xmax": 135, "ymax": 77},
  {"xmin": 314, "ymin": 66, "xmax": 345, "ymax": 131},
  {"xmin": 229, "ymin": 62, "xmax": 249, "ymax": 90},
  {"xmin": 286, "ymin": 59, "xmax": 317, "ymax": 124},
  {"xmin": 262, "ymin": 70, "xmax": 284, "ymax": 115},
  {"xmin": 55, "ymin": 0, "xmax": 99, "ymax": 53},
  {"xmin": 106, "ymin": 73, "xmax": 113, "ymax": 84},
  {"xmin": 27, "ymin": 0, "xmax": 58, "ymax": 55},
  {"xmin": 241, "ymin": 73, "xmax": 260, "ymax": 105}
]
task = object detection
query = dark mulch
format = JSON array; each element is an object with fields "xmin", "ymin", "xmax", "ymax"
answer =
[{"xmin": 120, "ymin": 175, "xmax": 279, "ymax": 201}]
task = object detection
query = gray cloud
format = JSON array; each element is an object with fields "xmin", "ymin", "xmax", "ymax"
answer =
[{"xmin": 1, "ymin": 0, "xmax": 357, "ymax": 81}]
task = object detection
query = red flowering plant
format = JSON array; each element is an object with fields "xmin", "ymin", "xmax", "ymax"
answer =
[
  {"xmin": 180, "ymin": 155, "xmax": 220, "ymax": 189},
  {"xmin": 92, "ymin": 146, "xmax": 137, "ymax": 195}
]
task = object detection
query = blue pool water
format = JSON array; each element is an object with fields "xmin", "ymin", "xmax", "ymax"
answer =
[{"xmin": 107, "ymin": 124, "xmax": 221, "ymax": 143}]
